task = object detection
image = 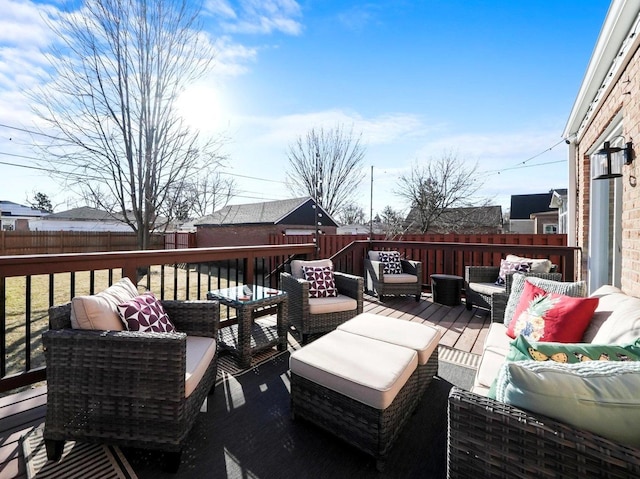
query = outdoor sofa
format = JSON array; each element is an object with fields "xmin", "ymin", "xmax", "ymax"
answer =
[{"xmin": 448, "ymin": 279, "xmax": 640, "ymax": 478}]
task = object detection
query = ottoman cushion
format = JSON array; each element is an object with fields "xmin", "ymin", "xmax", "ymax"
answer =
[
  {"xmin": 290, "ymin": 330, "xmax": 417, "ymax": 409},
  {"xmin": 337, "ymin": 313, "xmax": 441, "ymax": 365}
]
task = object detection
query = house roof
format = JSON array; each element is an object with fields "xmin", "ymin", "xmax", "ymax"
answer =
[
  {"xmin": 195, "ymin": 197, "xmax": 338, "ymax": 227},
  {"xmin": 43, "ymin": 206, "xmax": 121, "ymax": 221},
  {"xmin": 510, "ymin": 192, "xmax": 557, "ymax": 219},
  {"xmin": 405, "ymin": 205, "xmax": 503, "ymax": 233},
  {"xmin": 0, "ymin": 201, "xmax": 49, "ymax": 218},
  {"xmin": 563, "ymin": 0, "xmax": 637, "ymax": 139}
]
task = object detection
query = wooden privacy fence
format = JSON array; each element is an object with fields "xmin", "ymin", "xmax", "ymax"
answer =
[
  {"xmin": 270, "ymin": 233, "xmax": 576, "ymax": 285},
  {"xmin": 0, "ymin": 231, "xmax": 164, "ymax": 255},
  {"xmin": 270, "ymin": 233, "xmax": 568, "ymax": 259}
]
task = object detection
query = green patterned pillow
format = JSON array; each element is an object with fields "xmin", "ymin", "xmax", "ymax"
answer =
[
  {"xmin": 503, "ymin": 274, "xmax": 586, "ymax": 327},
  {"xmin": 506, "ymin": 335, "xmax": 640, "ymax": 364}
]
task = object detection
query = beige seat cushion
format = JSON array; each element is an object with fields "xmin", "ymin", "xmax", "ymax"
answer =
[
  {"xmin": 308, "ymin": 295, "xmax": 358, "ymax": 314},
  {"xmin": 290, "ymin": 330, "xmax": 417, "ymax": 409},
  {"xmin": 71, "ymin": 277, "xmax": 139, "ymax": 330},
  {"xmin": 468, "ymin": 282, "xmax": 504, "ymax": 295},
  {"xmin": 382, "ymin": 273, "xmax": 417, "ymax": 284},
  {"xmin": 337, "ymin": 313, "xmax": 441, "ymax": 365},
  {"xmin": 290, "ymin": 259, "xmax": 333, "ymax": 279},
  {"xmin": 590, "ymin": 295, "xmax": 640, "ymax": 344},
  {"xmin": 472, "ymin": 322, "xmax": 511, "ymax": 394},
  {"xmin": 185, "ymin": 336, "xmax": 217, "ymax": 398}
]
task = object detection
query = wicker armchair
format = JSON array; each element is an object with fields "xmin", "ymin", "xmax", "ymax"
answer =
[
  {"xmin": 43, "ymin": 300, "xmax": 220, "ymax": 472},
  {"xmin": 465, "ymin": 266, "xmax": 561, "ymax": 322},
  {"xmin": 447, "ymin": 387, "xmax": 640, "ymax": 478},
  {"xmin": 280, "ymin": 262, "xmax": 363, "ymax": 344},
  {"xmin": 364, "ymin": 251, "xmax": 422, "ymax": 302}
]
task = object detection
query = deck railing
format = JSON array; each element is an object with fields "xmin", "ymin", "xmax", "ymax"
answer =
[
  {"xmin": 329, "ymin": 240, "xmax": 580, "ymax": 287},
  {"xmin": 0, "ymin": 243, "xmax": 315, "ymax": 393},
  {"xmin": 0, "ymin": 238, "xmax": 579, "ymax": 394}
]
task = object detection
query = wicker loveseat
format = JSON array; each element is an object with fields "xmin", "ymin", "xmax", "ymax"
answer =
[
  {"xmin": 448, "ymin": 283, "xmax": 640, "ymax": 478},
  {"xmin": 43, "ymin": 284, "xmax": 220, "ymax": 472},
  {"xmin": 280, "ymin": 259, "xmax": 363, "ymax": 344}
]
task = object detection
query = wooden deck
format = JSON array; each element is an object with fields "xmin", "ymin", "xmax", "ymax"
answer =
[{"xmin": 0, "ymin": 294, "xmax": 490, "ymax": 479}]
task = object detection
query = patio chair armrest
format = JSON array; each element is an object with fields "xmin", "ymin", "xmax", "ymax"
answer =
[
  {"xmin": 161, "ymin": 300, "xmax": 220, "ymax": 338},
  {"xmin": 365, "ymin": 258, "xmax": 385, "ymax": 278},
  {"xmin": 465, "ymin": 266, "xmax": 500, "ymax": 284},
  {"xmin": 334, "ymin": 272, "xmax": 364, "ymax": 302},
  {"xmin": 280, "ymin": 272, "xmax": 310, "ymax": 319},
  {"xmin": 491, "ymin": 292, "xmax": 508, "ymax": 322},
  {"xmin": 400, "ymin": 259, "xmax": 421, "ymax": 277},
  {"xmin": 447, "ymin": 387, "xmax": 640, "ymax": 477},
  {"xmin": 43, "ymin": 328, "xmax": 188, "ymax": 400}
]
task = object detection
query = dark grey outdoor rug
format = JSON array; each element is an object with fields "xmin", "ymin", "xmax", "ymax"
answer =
[{"xmin": 125, "ymin": 349, "xmax": 477, "ymax": 479}]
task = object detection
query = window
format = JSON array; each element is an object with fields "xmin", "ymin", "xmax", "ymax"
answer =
[{"xmin": 543, "ymin": 223, "xmax": 558, "ymax": 234}]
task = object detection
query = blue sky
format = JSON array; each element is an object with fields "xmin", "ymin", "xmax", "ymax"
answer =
[{"xmin": 0, "ymin": 0, "xmax": 610, "ymax": 217}]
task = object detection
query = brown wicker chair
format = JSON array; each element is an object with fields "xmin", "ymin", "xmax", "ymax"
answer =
[
  {"xmin": 447, "ymin": 386, "xmax": 640, "ymax": 478},
  {"xmin": 364, "ymin": 251, "xmax": 422, "ymax": 302},
  {"xmin": 43, "ymin": 300, "xmax": 220, "ymax": 472},
  {"xmin": 280, "ymin": 260, "xmax": 363, "ymax": 344}
]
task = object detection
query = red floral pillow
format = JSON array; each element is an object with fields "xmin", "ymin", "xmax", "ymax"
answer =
[
  {"xmin": 302, "ymin": 265, "xmax": 339, "ymax": 298},
  {"xmin": 507, "ymin": 281, "xmax": 598, "ymax": 342},
  {"xmin": 118, "ymin": 291, "xmax": 176, "ymax": 333}
]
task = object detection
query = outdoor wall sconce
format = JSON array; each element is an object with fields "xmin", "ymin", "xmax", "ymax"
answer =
[{"xmin": 592, "ymin": 140, "xmax": 633, "ymax": 180}]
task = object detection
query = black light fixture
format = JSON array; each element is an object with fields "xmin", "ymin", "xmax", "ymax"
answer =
[{"xmin": 591, "ymin": 140, "xmax": 634, "ymax": 180}]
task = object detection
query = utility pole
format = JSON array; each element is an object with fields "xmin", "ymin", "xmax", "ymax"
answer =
[{"xmin": 314, "ymin": 150, "xmax": 322, "ymax": 258}]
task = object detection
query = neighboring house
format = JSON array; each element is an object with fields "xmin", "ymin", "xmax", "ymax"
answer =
[
  {"xmin": 0, "ymin": 201, "xmax": 49, "ymax": 231},
  {"xmin": 29, "ymin": 207, "xmax": 133, "ymax": 232},
  {"xmin": 337, "ymin": 223, "xmax": 385, "ymax": 235},
  {"xmin": 195, "ymin": 197, "xmax": 338, "ymax": 247},
  {"xmin": 508, "ymin": 192, "xmax": 558, "ymax": 234},
  {"xmin": 564, "ymin": 0, "xmax": 640, "ymax": 294},
  {"xmin": 403, "ymin": 205, "xmax": 503, "ymax": 234}
]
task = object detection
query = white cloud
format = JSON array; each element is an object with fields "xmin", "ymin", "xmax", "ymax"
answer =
[{"xmin": 212, "ymin": 0, "xmax": 303, "ymax": 35}]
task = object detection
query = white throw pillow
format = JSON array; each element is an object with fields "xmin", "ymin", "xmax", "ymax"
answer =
[{"xmin": 505, "ymin": 254, "xmax": 552, "ymax": 274}]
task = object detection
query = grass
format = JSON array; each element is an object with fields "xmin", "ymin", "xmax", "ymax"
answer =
[{"xmin": 3, "ymin": 265, "xmax": 234, "ymax": 380}]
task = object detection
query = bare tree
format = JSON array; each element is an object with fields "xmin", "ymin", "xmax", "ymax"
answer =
[
  {"xmin": 32, "ymin": 0, "xmax": 227, "ymax": 249},
  {"xmin": 173, "ymin": 169, "xmax": 237, "ymax": 219},
  {"xmin": 338, "ymin": 202, "xmax": 366, "ymax": 225},
  {"xmin": 396, "ymin": 153, "xmax": 486, "ymax": 233},
  {"xmin": 286, "ymin": 125, "xmax": 366, "ymax": 216},
  {"xmin": 380, "ymin": 205, "xmax": 405, "ymax": 238}
]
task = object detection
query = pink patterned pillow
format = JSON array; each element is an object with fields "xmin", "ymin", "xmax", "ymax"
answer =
[
  {"xmin": 118, "ymin": 291, "xmax": 176, "ymax": 333},
  {"xmin": 302, "ymin": 265, "xmax": 339, "ymax": 298}
]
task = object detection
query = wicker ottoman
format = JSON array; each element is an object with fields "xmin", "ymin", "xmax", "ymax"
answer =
[
  {"xmin": 290, "ymin": 330, "xmax": 421, "ymax": 470},
  {"xmin": 337, "ymin": 312, "xmax": 441, "ymax": 402}
]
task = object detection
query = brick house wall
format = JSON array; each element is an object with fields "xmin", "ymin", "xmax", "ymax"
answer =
[
  {"xmin": 572, "ymin": 28, "xmax": 640, "ymax": 295},
  {"xmin": 197, "ymin": 224, "xmax": 337, "ymax": 247}
]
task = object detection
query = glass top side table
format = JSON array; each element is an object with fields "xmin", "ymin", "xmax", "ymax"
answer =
[{"xmin": 207, "ymin": 285, "xmax": 288, "ymax": 368}]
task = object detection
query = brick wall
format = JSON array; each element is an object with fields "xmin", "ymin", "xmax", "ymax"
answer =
[
  {"xmin": 576, "ymin": 37, "xmax": 640, "ymax": 295},
  {"xmin": 197, "ymin": 224, "xmax": 337, "ymax": 247}
]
